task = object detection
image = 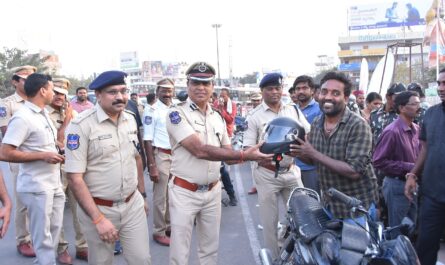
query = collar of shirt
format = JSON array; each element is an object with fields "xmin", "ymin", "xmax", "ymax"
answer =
[
  {"xmin": 95, "ymin": 104, "xmax": 129, "ymax": 123},
  {"xmin": 394, "ymin": 116, "xmax": 417, "ymax": 133},
  {"xmin": 186, "ymin": 97, "xmax": 213, "ymax": 115},
  {"xmin": 260, "ymin": 101, "xmax": 285, "ymax": 113},
  {"xmin": 45, "ymin": 105, "xmax": 60, "ymax": 115},
  {"xmin": 297, "ymin": 98, "xmax": 316, "ymax": 110},
  {"xmin": 13, "ymin": 92, "xmax": 25, "ymax": 103},
  {"xmin": 155, "ymin": 99, "xmax": 171, "ymax": 110},
  {"xmin": 24, "ymin": 101, "xmax": 47, "ymax": 114}
]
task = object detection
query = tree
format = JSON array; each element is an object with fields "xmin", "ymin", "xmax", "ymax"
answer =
[
  {"xmin": 238, "ymin": 72, "xmax": 258, "ymax": 85},
  {"xmin": 0, "ymin": 47, "xmax": 48, "ymax": 98},
  {"xmin": 313, "ymin": 66, "xmax": 338, "ymax": 85}
]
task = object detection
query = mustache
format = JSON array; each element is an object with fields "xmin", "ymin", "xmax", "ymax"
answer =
[{"xmin": 112, "ymin": 100, "xmax": 126, "ymax": 105}]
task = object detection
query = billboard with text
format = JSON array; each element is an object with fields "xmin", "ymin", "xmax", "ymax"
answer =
[{"xmin": 349, "ymin": 1, "xmax": 429, "ymax": 30}]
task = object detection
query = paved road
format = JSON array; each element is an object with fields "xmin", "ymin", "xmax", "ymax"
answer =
[{"xmin": 0, "ymin": 160, "xmax": 444, "ymax": 265}]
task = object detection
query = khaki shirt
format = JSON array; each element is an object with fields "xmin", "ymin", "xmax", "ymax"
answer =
[
  {"xmin": 166, "ymin": 98, "xmax": 230, "ymax": 185},
  {"xmin": 2, "ymin": 101, "xmax": 61, "ymax": 192},
  {"xmin": 243, "ymin": 102, "xmax": 311, "ymax": 168},
  {"xmin": 0, "ymin": 92, "xmax": 26, "ymax": 127},
  {"xmin": 46, "ymin": 105, "xmax": 78, "ymax": 131},
  {"xmin": 64, "ymin": 104, "xmax": 140, "ymax": 200}
]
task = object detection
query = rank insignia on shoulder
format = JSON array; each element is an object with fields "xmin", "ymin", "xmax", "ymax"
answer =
[
  {"xmin": 169, "ymin": 111, "xmax": 181, "ymax": 124},
  {"xmin": 144, "ymin": 116, "xmax": 152, "ymax": 125},
  {"xmin": 67, "ymin": 134, "xmax": 80, "ymax": 150},
  {"xmin": 0, "ymin": 107, "xmax": 7, "ymax": 118}
]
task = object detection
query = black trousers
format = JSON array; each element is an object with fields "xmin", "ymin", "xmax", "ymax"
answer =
[
  {"xmin": 220, "ymin": 163, "xmax": 235, "ymax": 196},
  {"xmin": 416, "ymin": 195, "xmax": 445, "ymax": 265}
]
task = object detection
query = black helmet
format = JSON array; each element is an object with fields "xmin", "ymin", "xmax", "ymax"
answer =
[
  {"xmin": 177, "ymin": 90, "xmax": 188, "ymax": 102},
  {"xmin": 260, "ymin": 117, "xmax": 305, "ymax": 154}
]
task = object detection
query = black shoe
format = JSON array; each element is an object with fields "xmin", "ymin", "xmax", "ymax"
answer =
[{"xmin": 229, "ymin": 195, "xmax": 238, "ymax": 206}]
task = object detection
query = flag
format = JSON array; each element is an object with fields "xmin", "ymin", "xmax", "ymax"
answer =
[{"xmin": 427, "ymin": 18, "xmax": 445, "ymax": 68}]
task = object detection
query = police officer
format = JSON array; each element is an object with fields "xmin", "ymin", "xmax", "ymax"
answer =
[
  {"xmin": 166, "ymin": 62, "xmax": 270, "ymax": 265},
  {"xmin": 0, "ymin": 65, "xmax": 36, "ymax": 257},
  {"xmin": 0, "ymin": 73, "xmax": 65, "ymax": 265},
  {"xmin": 143, "ymin": 78, "xmax": 175, "ymax": 246},
  {"xmin": 243, "ymin": 73, "xmax": 311, "ymax": 260},
  {"xmin": 369, "ymin": 83, "xmax": 406, "ymax": 144},
  {"xmin": 246, "ymin": 92, "xmax": 262, "ymax": 195},
  {"xmin": 64, "ymin": 71, "xmax": 151, "ymax": 265},
  {"xmin": 46, "ymin": 78, "xmax": 89, "ymax": 263}
]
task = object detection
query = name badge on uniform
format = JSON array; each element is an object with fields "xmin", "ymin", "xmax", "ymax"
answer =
[
  {"xmin": 67, "ymin": 134, "xmax": 80, "ymax": 150},
  {"xmin": 0, "ymin": 107, "xmax": 7, "ymax": 118},
  {"xmin": 144, "ymin": 116, "xmax": 152, "ymax": 125},
  {"xmin": 98, "ymin": 134, "xmax": 112, "ymax": 140},
  {"xmin": 169, "ymin": 111, "xmax": 181, "ymax": 124}
]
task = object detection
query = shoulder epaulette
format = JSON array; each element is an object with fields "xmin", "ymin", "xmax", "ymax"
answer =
[{"xmin": 70, "ymin": 108, "xmax": 97, "ymax": 124}]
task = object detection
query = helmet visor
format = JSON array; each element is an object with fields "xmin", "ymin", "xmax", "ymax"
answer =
[{"xmin": 264, "ymin": 124, "xmax": 298, "ymax": 143}]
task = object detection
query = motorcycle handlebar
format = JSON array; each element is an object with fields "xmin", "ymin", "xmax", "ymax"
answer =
[{"xmin": 327, "ymin": 188, "xmax": 362, "ymax": 209}]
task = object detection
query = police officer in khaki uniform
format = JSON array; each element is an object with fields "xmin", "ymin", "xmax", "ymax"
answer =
[
  {"xmin": 166, "ymin": 62, "xmax": 271, "ymax": 265},
  {"xmin": 0, "ymin": 65, "xmax": 37, "ymax": 257},
  {"xmin": 64, "ymin": 71, "xmax": 151, "ymax": 265},
  {"xmin": 243, "ymin": 73, "xmax": 311, "ymax": 260},
  {"xmin": 46, "ymin": 78, "xmax": 89, "ymax": 264},
  {"xmin": 1, "ymin": 73, "xmax": 65, "ymax": 265},
  {"xmin": 143, "ymin": 78, "xmax": 175, "ymax": 246}
]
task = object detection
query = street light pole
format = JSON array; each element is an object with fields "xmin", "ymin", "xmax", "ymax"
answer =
[{"xmin": 212, "ymin": 24, "xmax": 222, "ymax": 86}]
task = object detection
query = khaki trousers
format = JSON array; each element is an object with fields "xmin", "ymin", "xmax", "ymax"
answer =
[
  {"xmin": 78, "ymin": 192, "xmax": 151, "ymax": 265},
  {"xmin": 57, "ymin": 169, "xmax": 88, "ymax": 253},
  {"xmin": 168, "ymin": 179, "xmax": 221, "ymax": 265},
  {"xmin": 152, "ymin": 149, "xmax": 171, "ymax": 237},
  {"xmin": 9, "ymin": 162, "xmax": 32, "ymax": 245},
  {"xmin": 19, "ymin": 187, "xmax": 65, "ymax": 265},
  {"xmin": 254, "ymin": 166, "xmax": 303, "ymax": 260}
]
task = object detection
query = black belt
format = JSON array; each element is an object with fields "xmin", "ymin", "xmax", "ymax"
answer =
[{"xmin": 385, "ymin": 175, "xmax": 405, "ymax": 181}]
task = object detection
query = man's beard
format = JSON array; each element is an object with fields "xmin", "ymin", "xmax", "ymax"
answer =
[{"xmin": 321, "ymin": 101, "xmax": 344, "ymax": 117}]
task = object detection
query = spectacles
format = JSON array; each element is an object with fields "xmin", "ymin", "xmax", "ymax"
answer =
[
  {"xmin": 437, "ymin": 81, "xmax": 445, "ymax": 86},
  {"xmin": 406, "ymin": 102, "xmax": 421, "ymax": 106},
  {"xmin": 104, "ymin": 88, "xmax": 130, "ymax": 96}
]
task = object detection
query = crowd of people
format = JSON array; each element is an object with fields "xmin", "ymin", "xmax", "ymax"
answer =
[{"xmin": 0, "ymin": 62, "xmax": 444, "ymax": 265}]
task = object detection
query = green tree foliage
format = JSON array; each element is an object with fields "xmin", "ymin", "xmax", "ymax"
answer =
[
  {"xmin": 0, "ymin": 47, "xmax": 47, "ymax": 97},
  {"xmin": 1, "ymin": 47, "xmax": 94, "ymax": 98},
  {"xmin": 238, "ymin": 72, "xmax": 258, "ymax": 85}
]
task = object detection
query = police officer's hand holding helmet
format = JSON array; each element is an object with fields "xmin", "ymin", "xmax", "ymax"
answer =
[{"xmin": 260, "ymin": 117, "xmax": 305, "ymax": 177}]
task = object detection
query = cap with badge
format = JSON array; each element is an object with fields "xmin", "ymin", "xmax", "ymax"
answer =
[
  {"xmin": 251, "ymin": 92, "xmax": 262, "ymax": 100},
  {"xmin": 11, "ymin": 65, "xmax": 37, "ymax": 79},
  {"xmin": 157, "ymin": 78, "xmax": 175, "ymax": 88},
  {"xmin": 259, "ymin": 73, "xmax": 283, "ymax": 89},
  {"xmin": 186, "ymin": 62, "xmax": 216, "ymax": 81},
  {"xmin": 89, "ymin": 70, "xmax": 127, "ymax": 91},
  {"xmin": 53, "ymin": 77, "xmax": 71, "ymax": 95}
]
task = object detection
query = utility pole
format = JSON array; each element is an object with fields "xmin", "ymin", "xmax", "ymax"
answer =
[{"xmin": 211, "ymin": 24, "xmax": 222, "ymax": 86}]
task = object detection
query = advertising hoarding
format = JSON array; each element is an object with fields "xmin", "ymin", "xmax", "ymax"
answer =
[{"xmin": 349, "ymin": 1, "xmax": 429, "ymax": 30}]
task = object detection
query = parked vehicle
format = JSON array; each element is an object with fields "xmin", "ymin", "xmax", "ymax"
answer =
[{"xmin": 259, "ymin": 187, "xmax": 419, "ymax": 265}]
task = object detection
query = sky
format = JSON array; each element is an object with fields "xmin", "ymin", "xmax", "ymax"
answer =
[{"xmin": 0, "ymin": 0, "xmax": 427, "ymax": 79}]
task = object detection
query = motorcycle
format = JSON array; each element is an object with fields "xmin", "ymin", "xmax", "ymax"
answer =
[{"xmin": 259, "ymin": 187, "xmax": 419, "ymax": 265}]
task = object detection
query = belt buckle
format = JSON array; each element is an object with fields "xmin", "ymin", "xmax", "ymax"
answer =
[
  {"xmin": 113, "ymin": 198, "xmax": 125, "ymax": 206},
  {"xmin": 196, "ymin": 184, "xmax": 209, "ymax": 192}
]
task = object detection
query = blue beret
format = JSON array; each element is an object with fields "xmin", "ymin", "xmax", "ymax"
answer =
[
  {"xmin": 89, "ymin": 70, "xmax": 128, "ymax": 90},
  {"xmin": 259, "ymin": 73, "xmax": 283, "ymax": 88}
]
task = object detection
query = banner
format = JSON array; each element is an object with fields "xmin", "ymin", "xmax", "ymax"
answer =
[
  {"xmin": 427, "ymin": 19, "xmax": 445, "ymax": 68},
  {"xmin": 349, "ymin": 1, "xmax": 429, "ymax": 30}
]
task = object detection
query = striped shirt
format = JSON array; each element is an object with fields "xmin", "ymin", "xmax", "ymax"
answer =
[{"xmin": 310, "ymin": 107, "xmax": 378, "ymax": 218}]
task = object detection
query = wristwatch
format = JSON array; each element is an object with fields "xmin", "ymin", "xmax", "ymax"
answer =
[{"xmin": 141, "ymin": 192, "xmax": 147, "ymax": 198}]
